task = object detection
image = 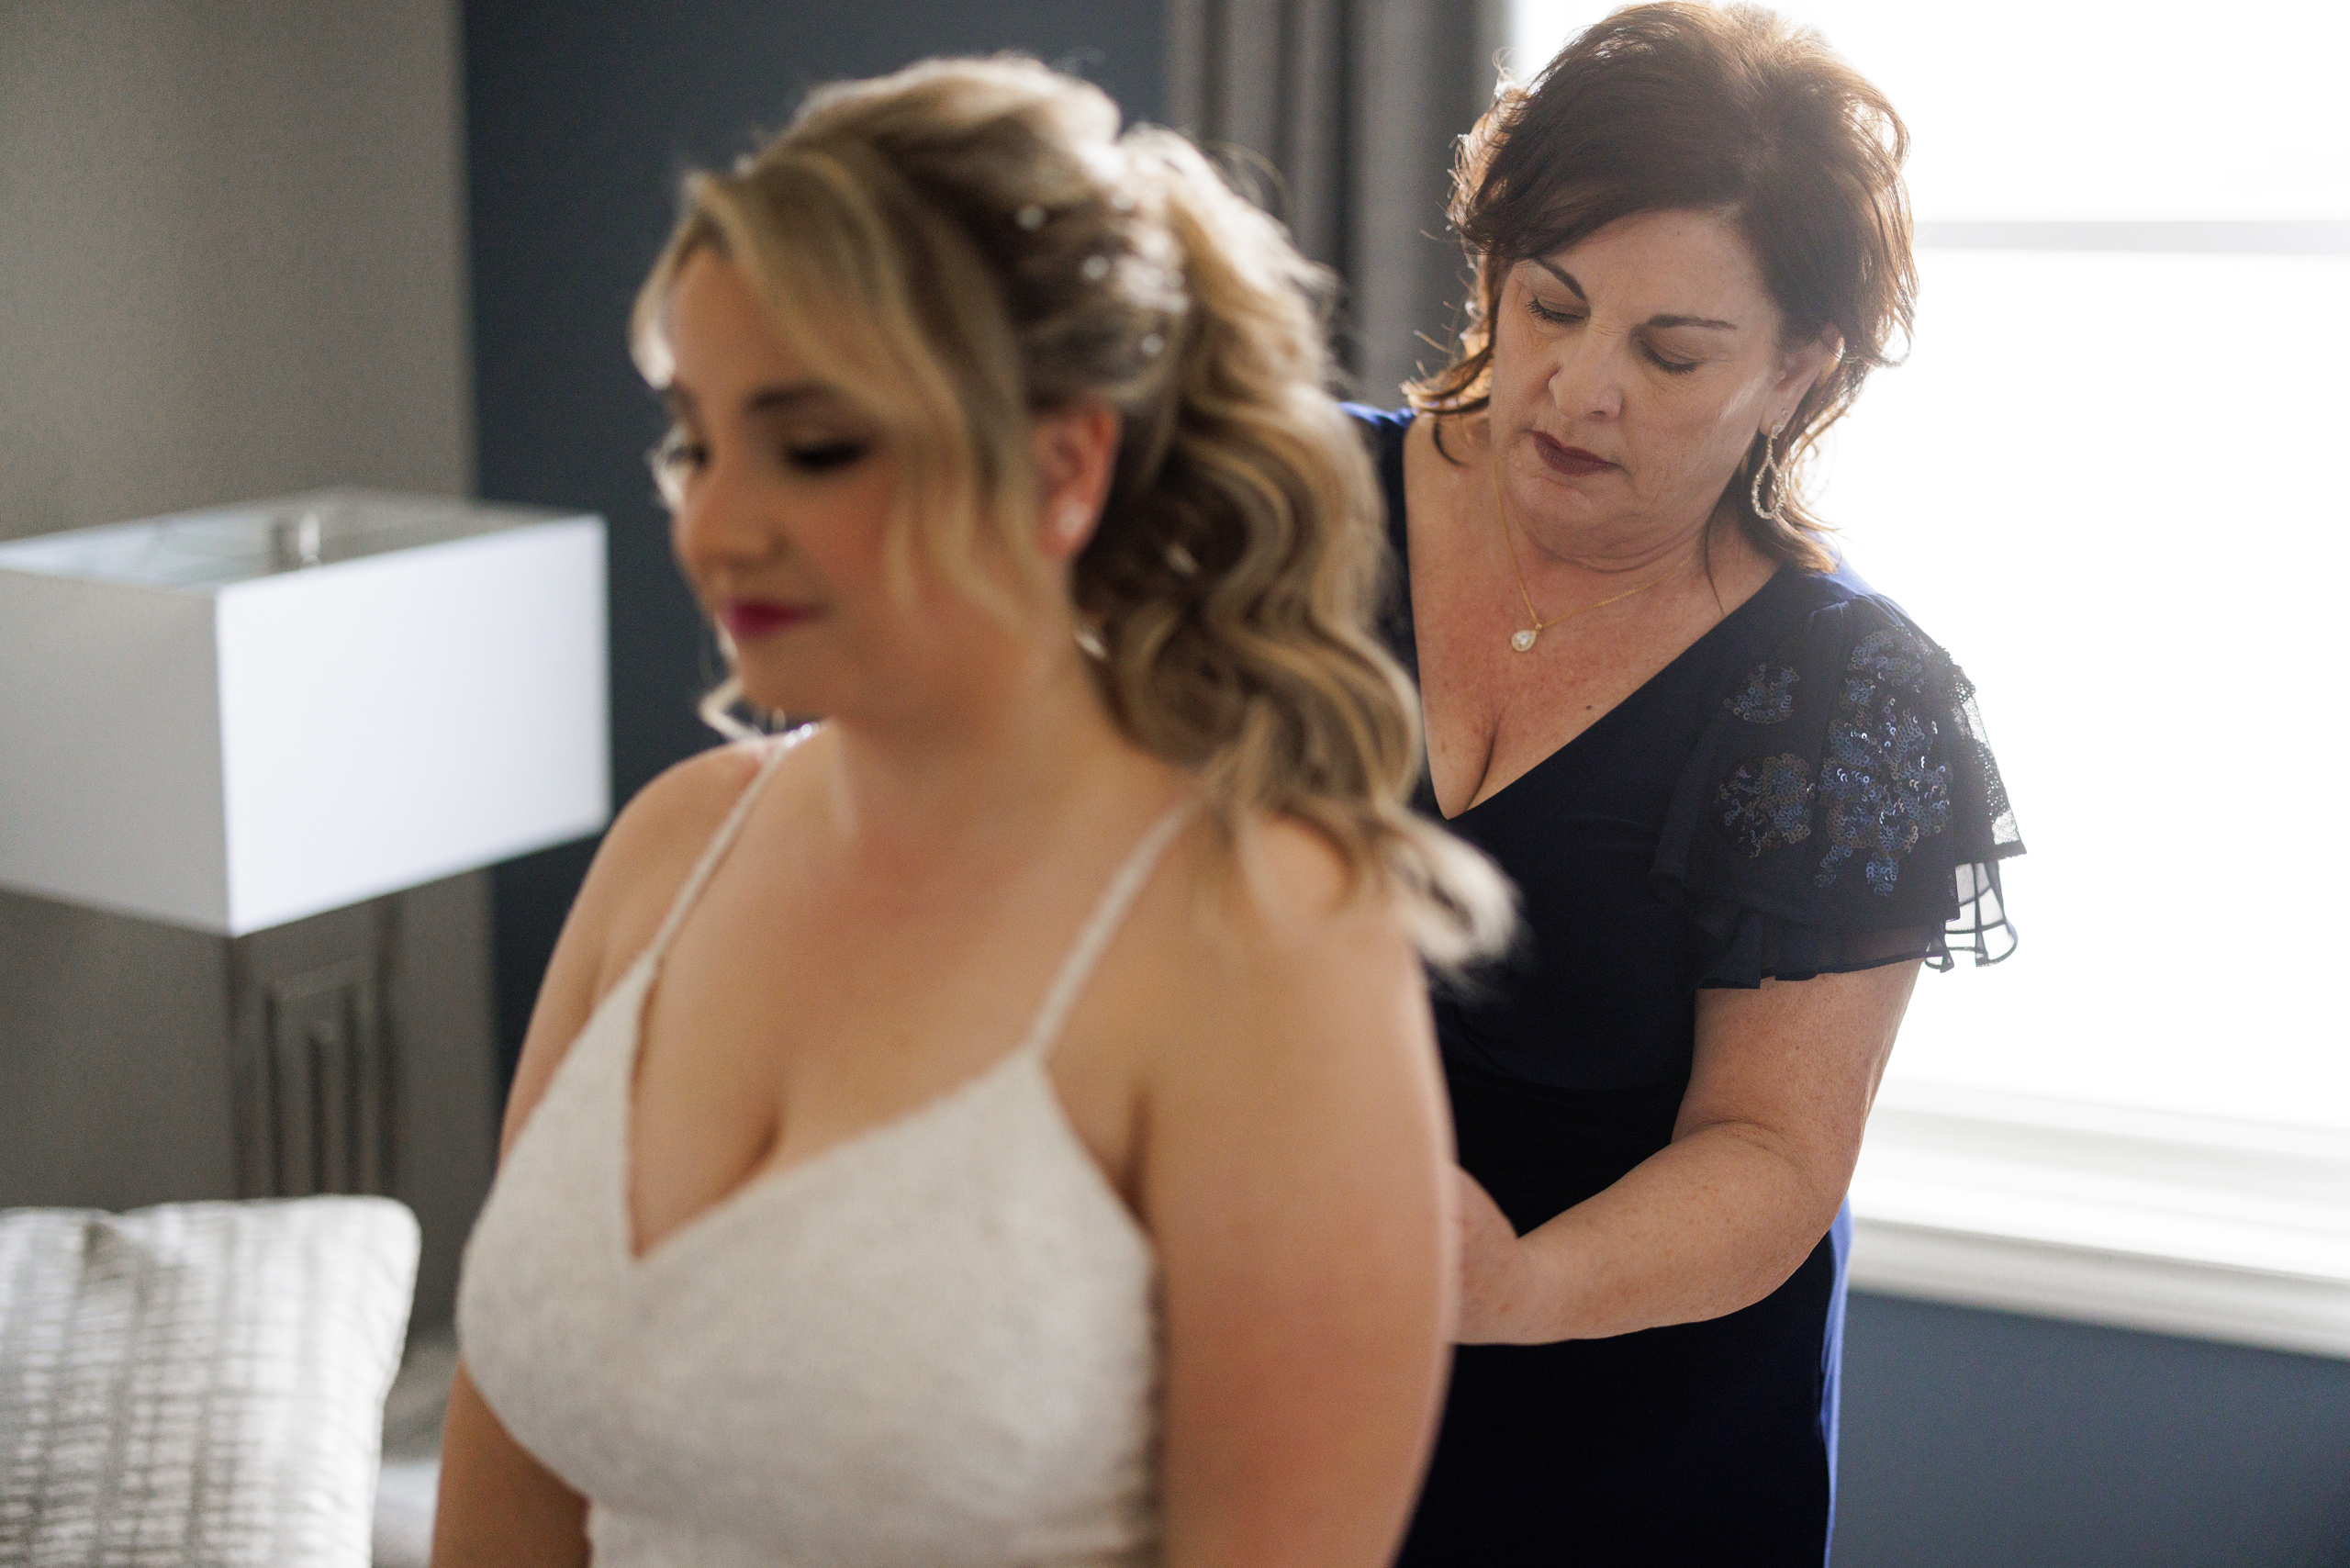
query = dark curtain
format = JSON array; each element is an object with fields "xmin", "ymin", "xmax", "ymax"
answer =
[{"xmin": 1164, "ymin": 0, "xmax": 1507, "ymax": 404}]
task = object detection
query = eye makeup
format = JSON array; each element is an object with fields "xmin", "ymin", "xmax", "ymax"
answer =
[{"xmin": 1523, "ymin": 287, "xmax": 1707, "ymax": 375}]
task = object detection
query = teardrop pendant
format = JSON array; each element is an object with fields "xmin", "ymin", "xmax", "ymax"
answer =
[{"xmin": 1511, "ymin": 628, "xmax": 1539, "ymax": 653}]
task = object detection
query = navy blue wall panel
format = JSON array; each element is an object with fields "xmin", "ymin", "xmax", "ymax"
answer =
[{"xmin": 1840, "ymin": 1293, "xmax": 2350, "ymax": 1568}]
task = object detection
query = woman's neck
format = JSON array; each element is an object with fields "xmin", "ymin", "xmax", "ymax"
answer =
[{"xmin": 814, "ymin": 644, "xmax": 1168, "ymax": 879}]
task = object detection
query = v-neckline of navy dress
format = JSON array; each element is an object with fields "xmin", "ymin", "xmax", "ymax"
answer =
[{"xmin": 1398, "ymin": 533, "xmax": 1791, "ymax": 832}]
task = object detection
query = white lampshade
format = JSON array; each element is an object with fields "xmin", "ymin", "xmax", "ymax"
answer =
[{"xmin": 0, "ymin": 490, "xmax": 610, "ymax": 935}]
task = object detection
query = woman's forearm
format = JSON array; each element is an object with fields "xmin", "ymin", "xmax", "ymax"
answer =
[
  {"xmin": 1472, "ymin": 965, "xmax": 1918, "ymax": 1345},
  {"xmin": 1508, "ymin": 1119, "xmax": 1849, "ymax": 1343}
]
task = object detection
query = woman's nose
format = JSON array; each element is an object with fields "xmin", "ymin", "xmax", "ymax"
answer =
[
  {"xmin": 672, "ymin": 447, "xmax": 773, "ymax": 570},
  {"xmin": 1546, "ymin": 335, "xmax": 1627, "ymax": 423}
]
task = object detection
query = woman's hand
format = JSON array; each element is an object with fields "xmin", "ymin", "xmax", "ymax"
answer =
[
  {"xmin": 1465, "ymin": 963, "xmax": 1920, "ymax": 1346},
  {"xmin": 1452, "ymin": 1167, "xmax": 1561, "ymax": 1345}
]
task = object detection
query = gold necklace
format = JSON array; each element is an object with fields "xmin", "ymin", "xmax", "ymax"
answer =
[{"xmin": 1488, "ymin": 447, "xmax": 1699, "ymax": 653}]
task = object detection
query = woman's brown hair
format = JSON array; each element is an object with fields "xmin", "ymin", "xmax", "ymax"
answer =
[{"xmin": 1408, "ymin": 2, "xmax": 1916, "ymax": 571}]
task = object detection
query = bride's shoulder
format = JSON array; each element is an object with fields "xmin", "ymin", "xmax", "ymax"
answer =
[
  {"xmin": 1139, "ymin": 810, "xmax": 1426, "ymax": 1064},
  {"xmin": 599, "ymin": 737, "xmax": 811, "ymax": 965},
  {"xmin": 1149, "ymin": 806, "xmax": 1384, "ymax": 935},
  {"xmin": 1117, "ymin": 808, "xmax": 1445, "ymax": 1247},
  {"xmin": 588, "ymin": 741, "xmax": 778, "ymax": 917},
  {"xmin": 612, "ymin": 737, "xmax": 779, "ymax": 859},
  {"xmin": 1228, "ymin": 812, "xmax": 1363, "ymax": 931},
  {"xmin": 497, "ymin": 736, "xmax": 801, "ymax": 1154}
]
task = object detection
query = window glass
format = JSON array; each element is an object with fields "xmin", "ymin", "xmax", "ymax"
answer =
[
  {"xmin": 1823, "ymin": 250, "xmax": 2350, "ymax": 1126},
  {"xmin": 1508, "ymin": 2, "xmax": 2350, "ymax": 1128},
  {"xmin": 1510, "ymin": 2, "xmax": 2350, "ymax": 220}
]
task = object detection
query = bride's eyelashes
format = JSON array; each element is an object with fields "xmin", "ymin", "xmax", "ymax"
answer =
[
  {"xmin": 648, "ymin": 427, "xmax": 874, "ymax": 508},
  {"xmin": 782, "ymin": 438, "xmax": 870, "ymax": 473}
]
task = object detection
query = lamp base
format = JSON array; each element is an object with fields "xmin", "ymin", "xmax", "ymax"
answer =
[{"xmin": 0, "ymin": 871, "xmax": 498, "ymax": 1332}]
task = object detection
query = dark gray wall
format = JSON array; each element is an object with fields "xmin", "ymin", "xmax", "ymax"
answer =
[
  {"xmin": 1840, "ymin": 1293, "xmax": 2350, "ymax": 1568},
  {"xmin": 461, "ymin": 2, "xmax": 1167, "ymax": 1084}
]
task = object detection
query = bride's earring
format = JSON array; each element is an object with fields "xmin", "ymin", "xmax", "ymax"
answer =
[{"xmin": 1057, "ymin": 505, "xmax": 1091, "ymax": 543}]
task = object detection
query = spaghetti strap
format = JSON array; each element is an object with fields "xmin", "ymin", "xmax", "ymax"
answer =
[
  {"xmin": 644, "ymin": 730, "xmax": 804, "ymax": 961},
  {"xmin": 1014, "ymin": 801, "xmax": 1195, "ymax": 1062}
]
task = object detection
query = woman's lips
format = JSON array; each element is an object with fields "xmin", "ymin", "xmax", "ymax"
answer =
[
  {"xmin": 1531, "ymin": 431, "xmax": 1618, "ymax": 477},
  {"xmin": 716, "ymin": 599, "xmax": 811, "ymax": 640}
]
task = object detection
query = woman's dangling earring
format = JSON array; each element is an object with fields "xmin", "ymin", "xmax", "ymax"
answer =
[{"xmin": 1750, "ymin": 420, "xmax": 1789, "ymax": 528}]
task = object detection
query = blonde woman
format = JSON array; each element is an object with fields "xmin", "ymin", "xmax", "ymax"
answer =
[{"xmin": 432, "ymin": 56, "xmax": 1508, "ymax": 1568}]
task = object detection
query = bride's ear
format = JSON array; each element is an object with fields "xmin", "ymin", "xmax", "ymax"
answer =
[{"xmin": 1030, "ymin": 400, "xmax": 1123, "ymax": 563}]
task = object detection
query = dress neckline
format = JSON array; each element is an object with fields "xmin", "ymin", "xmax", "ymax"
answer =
[
  {"xmin": 1431, "ymin": 566, "xmax": 1789, "ymax": 823},
  {"xmin": 609, "ymin": 952, "xmax": 1068, "ymax": 1273},
  {"xmin": 1371, "ymin": 407, "xmax": 1794, "ymax": 823},
  {"xmin": 611, "ymin": 756, "xmax": 1191, "ymax": 1270}
]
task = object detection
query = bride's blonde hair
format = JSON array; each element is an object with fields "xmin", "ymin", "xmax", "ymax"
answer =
[{"xmin": 632, "ymin": 55, "xmax": 1509, "ymax": 964}]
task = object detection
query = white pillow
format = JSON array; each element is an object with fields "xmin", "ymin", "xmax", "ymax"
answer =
[{"xmin": 0, "ymin": 1197, "xmax": 420, "ymax": 1567}]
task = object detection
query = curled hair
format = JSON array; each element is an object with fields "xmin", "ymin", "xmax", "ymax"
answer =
[
  {"xmin": 632, "ymin": 55, "xmax": 1510, "ymax": 965},
  {"xmin": 1409, "ymin": 2, "xmax": 1916, "ymax": 570}
]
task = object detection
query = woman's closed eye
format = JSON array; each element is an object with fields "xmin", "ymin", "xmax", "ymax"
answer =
[
  {"xmin": 647, "ymin": 427, "xmax": 872, "ymax": 506},
  {"xmin": 1528, "ymin": 295, "xmax": 1700, "ymax": 375},
  {"xmin": 1638, "ymin": 339, "xmax": 1701, "ymax": 375},
  {"xmin": 1528, "ymin": 294, "xmax": 1582, "ymax": 329},
  {"xmin": 782, "ymin": 437, "xmax": 870, "ymax": 473}
]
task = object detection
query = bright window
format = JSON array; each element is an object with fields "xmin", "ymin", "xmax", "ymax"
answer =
[{"xmin": 1508, "ymin": 3, "xmax": 2350, "ymax": 1129}]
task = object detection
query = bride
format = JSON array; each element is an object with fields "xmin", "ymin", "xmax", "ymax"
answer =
[{"xmin": 431, "ymin": 56, "xmax": 1508, "ymax": 1568}]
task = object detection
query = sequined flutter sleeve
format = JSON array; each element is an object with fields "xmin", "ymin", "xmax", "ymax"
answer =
[{"xmin": 1651, "ymin": 594, "xmax": 2024, "ymax": 990}]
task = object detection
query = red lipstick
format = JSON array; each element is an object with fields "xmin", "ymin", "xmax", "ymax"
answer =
[
  {"xmin": 1532, "ymin": 431, "xmax": 1617, "ymax": 477},
  {"xmin": 716, "ymin": 599, "xmax": 811, "ymax": 640}
]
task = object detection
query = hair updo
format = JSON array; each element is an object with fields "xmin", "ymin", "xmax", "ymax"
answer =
[
  {"xmin": 632, "ymin": 54, "xmax": 1509, "ymax": 964},
  {"xmin": 1410, "ymin": 2, "xmax": 1917, "ymax": 570}
]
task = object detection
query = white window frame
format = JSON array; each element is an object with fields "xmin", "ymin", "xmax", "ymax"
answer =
[{"xmin": 1855, "ymin": 208, "xmax": 2350, "ymax": 1358}]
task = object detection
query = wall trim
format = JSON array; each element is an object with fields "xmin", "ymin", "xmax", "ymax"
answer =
[
  {"xmin": 1850, "ymin": 1080, "xmax": 2350, "ymax": 1360},
  {"xmin": 1914, "ymin": 219, "xmax": 2350, "ymax": 254}
]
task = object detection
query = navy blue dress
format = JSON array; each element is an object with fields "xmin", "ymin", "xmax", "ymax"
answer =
[{"xmin": 1351, "ymin": 407, "xmax": 2023, "ymax": 1567}]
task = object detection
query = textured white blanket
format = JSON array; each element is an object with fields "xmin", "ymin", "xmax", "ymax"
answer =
[{"xmin": 0, "ymin": 1197, "xmax": 419, "ymax": 1568}]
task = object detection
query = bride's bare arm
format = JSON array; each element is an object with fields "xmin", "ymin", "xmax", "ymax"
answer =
[
  {"xmin": 1144, "ymin": 822, "xmax": 1456, "ymax": 1568},
  {"xmin": 431, "ymin": 1366, "xmax": 588, "ymax": 1568}
]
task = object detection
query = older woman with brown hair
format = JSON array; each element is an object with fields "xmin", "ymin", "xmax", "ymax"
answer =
[{"xmin": 1350, "ymin": 5, "xmax": 2023, "ymax": 1563}]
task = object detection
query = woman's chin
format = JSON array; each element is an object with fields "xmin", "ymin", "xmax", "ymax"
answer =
[{"xmin": 1518, "ymin": 487, "xmax": 1623, "ymax": 541}]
